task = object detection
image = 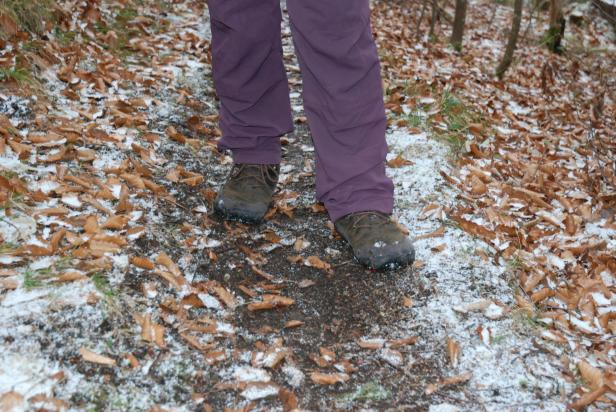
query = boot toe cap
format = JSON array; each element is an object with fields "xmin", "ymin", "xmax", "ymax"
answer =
[
  {"xmin": 214, "ymin": 195, "xmax": 269, "ymax": 223},
  {"xmin": 357, "ymin": 238, "xmax": 416, "ymax": 271}
]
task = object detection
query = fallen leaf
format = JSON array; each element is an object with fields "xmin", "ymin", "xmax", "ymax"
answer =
[
  {"xmin": 79, "ymin": 347, "xmax": 116, "ymax": 366},
  {"xmin": 578, "ymin": 360, "xmax": 604, "ymax": 391},
  {"xmin": 387, "ymin": 154, "xmax": 414, "ymax": 168},
  {"xmin": 130, "ymin": 256, "xmax": 155, "ymax": 270},
  {"xmin": 447, "ymin": 338, "xmax": 460, "ymax": 368},
  {"xmin": 211, "ymin": 285, "xmax": 237, "ymax": 309},
  {"xmin": 310, "ymin": 372, "xmax": 349, "ymax": 385},
  {"xmin": 425, "ymin": 372, "xmax": 472, "ymax": 395},
  {"xmin": 284, "ymin": 320, "xmax": 304, "ymax": 328},
  {"xmin": 278, "ymin": 388, "xmax": 298, "ymax": 412},
  {"xmin": 101, "ymin": 215, "xmax": 130, "ymax": 230},
  {"xmin": 388, "ymin": 336, "xmax": 418, "ymax": 348},
  {"xmin": 430, "ymin": 243, "xmax": 446, "ymax": 253},
  {"xmin": 0, "ymin": 391, "xmax": 24, "ymax": 412},
  {"xmin": 305, "ymin": 256, "xmax": 331, "ymax": 272},
  {"xmin": 358, "ymin": 338, "xmax": 385, "ymax": 350},
  {"xmin": 248, "ymin": 295, "xmax": 295, "ymax": 311}
]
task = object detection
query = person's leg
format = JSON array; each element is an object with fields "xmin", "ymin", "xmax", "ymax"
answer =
[
  {"xmin": 287, "ymin": 0, "xmax": 414, "ymax": 270},
  {"xmin": 286, "ymin": 0, "xmax": 394, "ymax": 222},
  {"xmin": 207, "ymin": 0, "xmax": 293, "ymax": 164}
]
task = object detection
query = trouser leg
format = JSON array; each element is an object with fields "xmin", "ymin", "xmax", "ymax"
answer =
[
  {"xmin": 287, "ymin": 0, "xmax": 394, "ymax": 222},
  {"xmin": 207, "ymin": 0, "xmax": 293, "ymax": 164}
]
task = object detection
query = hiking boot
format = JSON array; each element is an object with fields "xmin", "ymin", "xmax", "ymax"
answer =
[
  {"xmin": 214, "ymin": 164, "xmax": 279, "ymax": 223},
  {"xmin": 335, "ymin": 211, "xmax": 415, "ymax": 271}
]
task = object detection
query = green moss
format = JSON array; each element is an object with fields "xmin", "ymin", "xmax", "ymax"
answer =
[{"xmin": 341, "ymin": 381, "xmax": 391, "ymax": 402}]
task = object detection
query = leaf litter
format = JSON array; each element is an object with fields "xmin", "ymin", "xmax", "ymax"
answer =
[{"xmin": 0, "ymin": 0, "xmax": 614, "ymax": 410}]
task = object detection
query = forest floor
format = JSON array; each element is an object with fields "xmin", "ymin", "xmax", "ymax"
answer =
[{"xmin": 0, "ymin": 0, "xmax": 615, "ymax": 411}]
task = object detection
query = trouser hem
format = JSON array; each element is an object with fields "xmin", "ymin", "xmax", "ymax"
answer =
[
  {"xmin": 231, "ymin": 148, "xmax": 282, "ymax": 165},
  {"xmin": 327, "ymin": 196, "xmax": 394, "ymax": 223}
]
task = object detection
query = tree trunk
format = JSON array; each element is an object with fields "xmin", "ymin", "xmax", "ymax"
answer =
[
  {"xmin": 415, "ymin": 0, "xmax": 429, "ymax": 39},
  {"xmin": 496, "ymin": 0, "xmax": 523, "ymax": 78},
  {"xmin": 450, "ymin": 0, "xmax": 468, "ymax": 51},
  {"xmin": 429, "ymin": 0, "xmax": 439, "ymax": 40},
  {"xmin": 546, "ymin": 0, "xmax": 565, "ymax": 53}
]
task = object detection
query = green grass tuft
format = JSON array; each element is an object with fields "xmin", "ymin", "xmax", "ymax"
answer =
[
  {"xmin": 0, "ymin": 67, "xmax": 33, "ymax": 85},
  {"xmin": 91, "ymin": 273, "xmax": 116, "ymax": 298},
  {"xmin": 0, "ymin": 0, "xmax": 57, "ymax": 38},
  {"xmin": 23, "ymin": 270, "xmax": 43, "ymax": 290}
]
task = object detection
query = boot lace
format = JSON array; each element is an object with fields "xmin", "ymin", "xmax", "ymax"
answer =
[
  {"xmin": 231, "ymin": 164, "xmax": 278, "ymax": 186},
  {"xmin": 347, "ymin": 211, "xmax": 391, "ymax": 230}
]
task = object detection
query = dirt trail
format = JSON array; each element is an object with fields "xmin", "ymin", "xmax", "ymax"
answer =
[{"xmin": 0, "ymin": 1, "xmax": 576, "ymax": 411}]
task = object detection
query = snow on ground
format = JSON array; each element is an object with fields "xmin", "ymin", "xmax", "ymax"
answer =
[
  {"xmin": 386, "ymin": 129, "xmax": 568, "ymax": 410},
  {"xmin": 2, "ymin": 0, "xmax": 611, "ymax": 410}
]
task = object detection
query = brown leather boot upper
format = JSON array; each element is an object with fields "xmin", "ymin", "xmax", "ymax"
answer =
[
  {"xmin": 335, "ymin": 211, "xmax": 415, "ymax": 270},
  {"xmin": 214, "ymin": 164, "xmax": 279, "ymax": 223}
]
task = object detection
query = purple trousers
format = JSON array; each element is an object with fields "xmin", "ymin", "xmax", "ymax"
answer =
[{"xmin": 207, "ymin": 0, "xmax": 394, "ymax": 221}]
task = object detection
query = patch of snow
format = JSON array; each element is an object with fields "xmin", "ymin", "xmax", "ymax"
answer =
[
  {"xmin": 232, "ymin": 366, "xmax": 271, "ymax": 383},
  {"xmin": 281, "ymin": 364, "xmax": 305, "ymax": 388},
  {"xmin": 240, "ymin": 383, "xmax": 279, "ymax": 400}
]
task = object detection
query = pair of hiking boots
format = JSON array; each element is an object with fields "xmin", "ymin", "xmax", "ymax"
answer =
[{"xmin": 213, "ymin": 164, "xmax": 415, "ymax": 271}]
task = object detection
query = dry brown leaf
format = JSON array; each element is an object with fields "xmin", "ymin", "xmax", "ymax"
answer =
[
  {"xmin": 79, "ymin": 347, "xmax": 116, "ymax": 366},
  {"xmin": 568, "ymin": 385, "xmax": 608, "ymax": 410},
  {"xmin": 414, "ymin": 226, "xmax": 445, "ymax": 241},
  {"xmin": 181, "ymin": 176, "xmax": 204, "ymax": 186},
  {"xmin": 54, "ymin": 272, "xmax": 87, "ymax": 283},
  {"xmin": 470, "ymin": 175, "xmax": 487, "ymax": 195},
  {"xmin": 357, "ymin": 338, "xmax": 384, "ymax": 350},
  {"xmin": 0, "ymin": 279, "xmax": 18, "ymax": 291},
  {"xmin": 425, "ymin": 372, "xmax": 472, "ymax": 395},
  {"xmin": 124, "ymin": 353, "xmax": 140, "ymax": 369},
  {"xmin": 251, "ymin": 265, "xmax": 274, "ymax": 280},
  {"xmin": 402, "ymin": 296, "xmax": 414, "ymax": 308},
  {"xmin": 305, "ymin": 256, "xmax": 331, "ymax": 272},
  {"xmin": 388, "ymin": 336, "xmax": 418, "ymax": 348},
  {"xmin": 0, "ymin": 391, "xmax": 24, "ymax": 412},
  {"xmin": 152, "ymin": 269, "xmax": 184, "ymax": 289},
  {"xmin": 387, "ymin": 154, "xmax": 414, "ymax": 168},
  {"xmin": 121, "ymin": 173, "xmax": 146, "ymax": 189},
  {"xmin": 310, "ymin": 372, "xmax": 349, "ymax": 385},
  {"xmin": 130, "ymin": 256, "xmax": 155, "ymax": 270},
  {"xmin": 452, "ymin": 216, "xmax": 495, "ymax": 240},
  {"xmin": 293, "ymin": 237, "xmax": 310, "ymax": 251},
  {"xmin": 248, "ymin": 295, "xmax": 295, "ymax": 311},
  {"xmin": 298, "ymin": 279, "xmax": 316, "ymax": 288},
  {"xmin": 101, "ymin": 215, "xmax": 130, "ymax": 230},
  {"xmin": 204, "ymin": 350, "xmax": 226, "ymax": 365},
  {"xmin": 284, "ymin": 320, "xmax": 304, "ymax": 328},
  {"xmin": 278, "ymin": 388, "xmax": 298, "ymax": 412},
  {"xmin": 447, "ymin": 338, "xmax": 460, "ymax": 368},
  {"xmin": 430, "ymin": 243, "xmax": 446, "ymax": 253},
  {"xmin": 578, "ymin": 360, "xmax": 604, "ymax": 391},
  {"xmin": 319, "ymin": 347, "xmax": 336, "ymax": 362},
  {"xmin": 156, "ymin": 252, "xmax": 181, "ymax": 277},
  {"xmin": 211, "ymin": 285, "xmax": 237, "ymax": 308},
  {"xmin": 137, "ymin": 313, "xmax": 166, "ymax": 348}
]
